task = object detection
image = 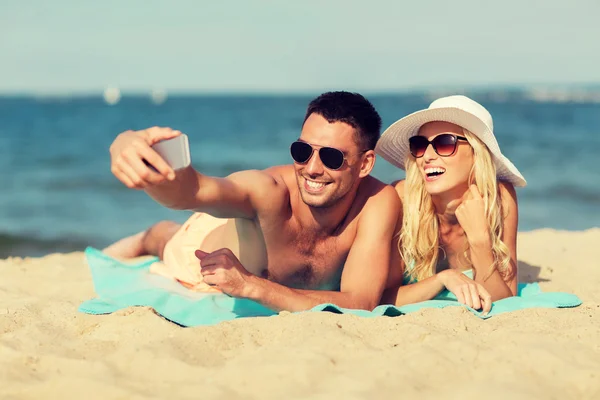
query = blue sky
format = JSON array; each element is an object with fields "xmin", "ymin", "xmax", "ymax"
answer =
[{"xmin": 1, "ymin": 0, "xmax": 598, "ymax": 94}]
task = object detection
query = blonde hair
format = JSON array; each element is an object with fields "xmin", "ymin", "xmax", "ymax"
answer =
[{"xmin": 399, "ymin": 129, "xmax": 512, "ymax": 282}]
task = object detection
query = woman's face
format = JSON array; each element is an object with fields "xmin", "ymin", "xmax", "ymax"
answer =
[{"xmin": 414, "ymin": 121, "xmax": 474, "ymax": 197}]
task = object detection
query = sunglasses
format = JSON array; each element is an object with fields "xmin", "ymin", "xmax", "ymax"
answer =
[
  {"xmin": 409, "ymin": 134, "xmax": 468, "ymax": 158},
  {"xmin": 290, "ymin": 141, "xmax": 357, "ymax": 170}
]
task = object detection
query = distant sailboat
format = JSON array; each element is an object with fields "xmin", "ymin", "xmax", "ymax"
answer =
[
  {"xmin": 103, "ymin": 87, "xmax": 121, "ymax": 105},
  {"xmin": 150, "ymin": 89, "xmax": 168, "ymax": 105}
]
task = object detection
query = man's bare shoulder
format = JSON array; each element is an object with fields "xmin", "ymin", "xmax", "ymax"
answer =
[
  {"xmin": 227, "ymin": 165, "xmax": 291, "ymax": 187},
  {"xmin": 360, "ymin": 176, "xmax": 401, "ymax": 199},
  {"xmin": 358, "ymin": 176, "xmax": 402, "ymax": 218},
  {"xmin": 391, "ymin": 179, "xmax": 405, "ymax": 198},
  {"xmin": 227, "ymin": 165, "xmax": 293, "ymax": 207},
  {"xmin": 226, "ymin": 169, "xmax": 273, "ymax": 188},
  {"xmin": 262, "ymin": 164, "xmax": 295, "ymax": 181}
]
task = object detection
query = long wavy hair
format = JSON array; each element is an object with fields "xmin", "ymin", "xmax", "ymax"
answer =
[{"xmin": 399, "ymin": 129, "xmax": 512, "ymax": 282}]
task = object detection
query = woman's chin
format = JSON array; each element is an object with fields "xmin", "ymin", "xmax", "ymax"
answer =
[
  {"xmin": 424, "ymin": 179, "xmax": 447, "ymax": 195},
  {"xmin": 424, "ymin": 179, "xmax": 464, "ymax": 197}
]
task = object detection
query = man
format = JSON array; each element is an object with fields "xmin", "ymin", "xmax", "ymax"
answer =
[{"xmin": 106, "ymin": 91, "xmax": 401, "ymax": 312}]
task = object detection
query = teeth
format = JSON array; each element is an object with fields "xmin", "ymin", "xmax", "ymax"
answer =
[
  {"xmin": 306, "ymin": 179, "xmax": 326, "ymax": 189},
  {"xmin": 425, "ymin": 167, "xmax": 446, "ymax": 175}
]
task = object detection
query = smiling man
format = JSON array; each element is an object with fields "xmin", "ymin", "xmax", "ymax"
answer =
[{"xmin": 105, "ymin": 92, "xmax": 401, "ymax": 312}]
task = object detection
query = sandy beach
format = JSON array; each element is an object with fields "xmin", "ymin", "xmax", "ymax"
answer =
[{"xmin": 1, "ymin": 228, "xmax": 599, "ymax": 400}]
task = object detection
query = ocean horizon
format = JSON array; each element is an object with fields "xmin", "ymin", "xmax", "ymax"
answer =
[{"xmin": 1, "ymin": 90, "xmax": 599, "ymax": 257}]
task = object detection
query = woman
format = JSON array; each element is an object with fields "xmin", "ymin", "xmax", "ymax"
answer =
[{"xmin": 375, "ymin": 95, "xmax": 526, "ymax": 313}]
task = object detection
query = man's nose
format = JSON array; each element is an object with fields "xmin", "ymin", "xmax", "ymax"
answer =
[{"xmin": 304, "ymin": 150, "xmax": 325, "ymax": 176}]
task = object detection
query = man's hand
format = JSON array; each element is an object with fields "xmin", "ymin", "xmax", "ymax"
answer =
[
  {"xmin": 436, "ymin": 269, "xmax": 493, "ymax": 314},
  {"xmin": 195, "ymin": 248, "xmax": 255, "ymax": 298},
  {"xmin": 110, "ymin": 127, "xmax": 181, "ymax": 189}
]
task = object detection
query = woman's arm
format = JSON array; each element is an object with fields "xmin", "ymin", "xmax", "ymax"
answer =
[
  {"xmin": 382, "ymin": 273, "xmax": 444, "ymax": 305},
  {"xmin": 382, "ymin": 179, "xmax": 449, "ymax": 305},
  {"xmin": 381, "ymin": 180, "xmax": 493, "ymax": 313},
  {"xmin": 460, "ymin": 182, "xmax": 519, "ymax": 299},
  {"xmin": 498, "ymin": 182, "xmax": 519, "ymax": 294},
  {"xmin": 382, "ymin": 269, "xmax": 492, "ymax": 313}
]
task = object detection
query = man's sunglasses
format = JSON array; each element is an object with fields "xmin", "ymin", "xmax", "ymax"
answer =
[
  {"xmin": 290, "ymin": 141, "xmax": 356, "ymax": 170},
  {"xmin": 409, "ymin": 134, "xmax": 468, "ymax": 158}
]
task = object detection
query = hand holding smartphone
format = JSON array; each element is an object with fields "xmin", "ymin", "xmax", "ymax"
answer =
[{"xmin": 150, "ymin": 134, "xmax": 191, "ymax": 171}]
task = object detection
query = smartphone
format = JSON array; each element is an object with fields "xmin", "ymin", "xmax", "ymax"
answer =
[{"xmin": 151, "ymin": 134, "xmax": 191, "ymax": 171}]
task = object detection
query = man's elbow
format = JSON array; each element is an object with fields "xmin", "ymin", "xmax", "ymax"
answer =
[
  {"xmin": 359, "ymin": 299, "xmax": 379, "ymax": 311},
  {"xmin": 362, "ymin": 299, "xmax": 379, "ymax": 311},
  {"xmin": 166, "ymin": 202, "xmax": 190, "ymax": 211},
  {"xmin": 348, "ymin": 294, "xmax": 380, "ymax": 311}
]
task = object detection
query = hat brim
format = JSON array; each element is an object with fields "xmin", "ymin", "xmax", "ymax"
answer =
[{"xmin": 375, "ymin": 107, "xmax": 527, "ymax": 187}]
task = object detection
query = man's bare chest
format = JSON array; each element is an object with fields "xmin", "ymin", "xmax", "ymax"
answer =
[{"xmin": 260, "ymin": 222, "xmax": 354, "ymax": 290}]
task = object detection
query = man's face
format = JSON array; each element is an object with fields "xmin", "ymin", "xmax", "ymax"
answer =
[{"xmin": 292, "ymin": 113, "xmax": 364, "ymax": 208}]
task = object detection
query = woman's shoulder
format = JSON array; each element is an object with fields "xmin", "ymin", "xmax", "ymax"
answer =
[
  {"xmin": 497, "ymin": 181, "xmax": 519, "ymax": 221},
  {"xmin": 498, "ymin": 180, "xmax": 518, "ymax": 203}
]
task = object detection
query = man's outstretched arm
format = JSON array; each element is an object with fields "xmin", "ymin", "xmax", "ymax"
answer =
[
  {"xmin": 109, "ymin": 127, "xmax": 278, "ymax": 219},
  {"xmin": 197, "ymin": 185, "xmax": 401, "ymax": 311}
]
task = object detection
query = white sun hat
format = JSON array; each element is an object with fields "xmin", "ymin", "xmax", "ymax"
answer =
[{"xmin": 375, "ymin": 95, "xmax": 527, "ymax": 187}]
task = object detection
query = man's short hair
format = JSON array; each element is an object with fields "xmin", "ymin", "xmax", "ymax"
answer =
[{"xmin": 303, "ymin": 91, "xmax": 382, "ymax": 151}]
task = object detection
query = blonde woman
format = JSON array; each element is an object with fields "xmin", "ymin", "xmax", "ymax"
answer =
[{"xmin": 375, "ymin": 95, "xmax": 526, "ymax": 314}]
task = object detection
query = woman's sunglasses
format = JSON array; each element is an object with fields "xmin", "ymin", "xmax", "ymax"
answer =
[
  {"xmin": 290, "ymin": 141, "xmax": 352, "ymax": 170},
  {"xmin": 409, "ymin": 134, "xmax": 468, "ymax": 158}
]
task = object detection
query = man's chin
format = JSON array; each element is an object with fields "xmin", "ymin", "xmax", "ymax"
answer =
[{"xmin": 299, "ymin": 191, "xmax": 333, "ymax": 208}]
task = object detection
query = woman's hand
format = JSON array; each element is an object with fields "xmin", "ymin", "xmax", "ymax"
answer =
[
  {"xmin": 455, "ymin": 185, "xmax": 491, "ymax": 247},
  {"xmin": 436, "ymin": 269, "xmax": 492, "ymax": 314}
]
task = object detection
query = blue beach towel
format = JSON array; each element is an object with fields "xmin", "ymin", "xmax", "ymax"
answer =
[{"xmin": 79, "ymin": 247, "xmax": 582, "ymax": 327}]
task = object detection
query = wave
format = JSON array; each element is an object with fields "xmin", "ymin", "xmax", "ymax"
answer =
[
  {"xmin": 520, "ymin": 184, "xmax": 600, "ymax": 206},
  {"xmin": 0, "ymin": 232, "xmax": 97, "ymax": 258}
]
